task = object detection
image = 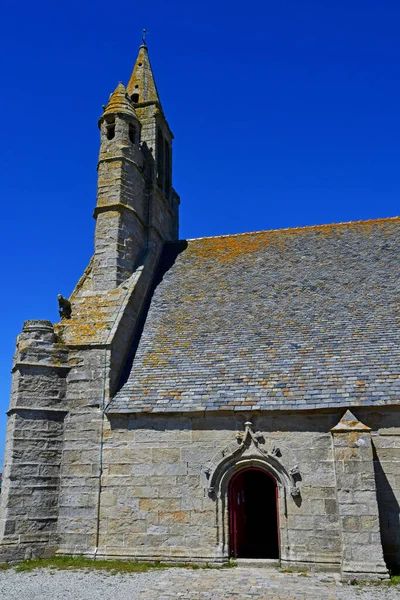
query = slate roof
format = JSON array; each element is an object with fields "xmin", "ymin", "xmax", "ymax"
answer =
[{"xmin": 108, "ymin": 217, "xmax": 400, "ymax": 414}]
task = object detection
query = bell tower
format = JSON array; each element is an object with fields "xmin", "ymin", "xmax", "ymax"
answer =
[{"xmin": 93, "ymin": 42, "xmax": 180, "ymax": 291}]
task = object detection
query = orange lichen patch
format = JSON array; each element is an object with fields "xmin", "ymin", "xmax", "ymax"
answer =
[
  {"xmin": 139, "ymin": 498, "xmax": 152, "ymax": 511},
  {"xmin": 331, "ymin": 410, "xmax": 371, "ymax": 432},
  {"xmin": 54, "ymin": 259, "xmax": 126, "ymax": 346},
  {"xmin": 127, "ymin": 45, "xmax": 161, "ymax": 104},
  {"xmin": 186, "ymin": 216, "xmax": 400, "ymax": 264},
  {"xmin": 57, "ymin": 289, "xmax": 125, "ymax": 346},
  {"xmin": 159, "ymin": 511, "xmax": 189, "ymax": 524},
  {"xmin": 102, "ymin": 82, "xmax": 139, "ymax": 121}
]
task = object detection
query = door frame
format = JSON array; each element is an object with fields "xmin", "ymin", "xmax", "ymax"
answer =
[{"xmin": 228, "ymin": 466, "xmax": 280, "ymax": 558}]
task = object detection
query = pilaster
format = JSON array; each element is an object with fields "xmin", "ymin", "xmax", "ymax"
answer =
[{"xmin": 331, "ymin": 410, "xmax": 388, "ymax": 580}]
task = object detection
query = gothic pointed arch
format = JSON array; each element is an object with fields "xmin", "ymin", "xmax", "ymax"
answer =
[{"xmin": 202, "ymin": 421, "xmax": 302, "ymax": 499}]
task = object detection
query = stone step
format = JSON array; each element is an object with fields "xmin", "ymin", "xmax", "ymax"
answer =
[{"xmin": 235, "ymin": 558, "xmax": 280, "ymax": 569}]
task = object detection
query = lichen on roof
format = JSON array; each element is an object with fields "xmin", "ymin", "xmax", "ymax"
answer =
[
  {"xmin": 108, "ymin": 216, "xmax": 400, "ymax": 414},
  {"xmin": 54, "ymin": 258, "xmax": 127, "ymax": 346}
]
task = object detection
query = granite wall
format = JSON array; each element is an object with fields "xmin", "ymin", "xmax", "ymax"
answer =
[{"xmin": 88, "ymin": 408, "xmax": 399, "ymax": 578}]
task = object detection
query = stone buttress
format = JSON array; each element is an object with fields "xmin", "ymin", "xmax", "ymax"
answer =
[
  {"xmin": 331, "ymin": 411, "xmax": 388, "ymax": 580},
  {"xmin": 0, "ymin": 321, "xmax": 69, "ymax": 561}
]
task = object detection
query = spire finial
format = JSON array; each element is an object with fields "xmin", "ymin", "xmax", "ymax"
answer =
[{"xmin": 142, "ymin": 28, "xmax": 147, "ymax": 46}]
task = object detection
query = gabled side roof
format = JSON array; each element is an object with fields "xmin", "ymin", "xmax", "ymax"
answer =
[{"xmin": 108, "ymin": 217, "xmax": 400, "ymax": 414}]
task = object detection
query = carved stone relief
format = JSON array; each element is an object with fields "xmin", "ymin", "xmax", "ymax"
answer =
[{"xmin": 202, "ymin": 421, "xmax": 302, "ymax": 499}]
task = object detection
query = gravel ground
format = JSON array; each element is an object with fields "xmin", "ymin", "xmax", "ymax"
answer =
[{"xmin": 0, "ymin": 567, "xmax": 399, "ymax": 600}]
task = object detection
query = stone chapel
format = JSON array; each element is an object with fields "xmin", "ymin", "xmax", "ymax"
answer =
[{"xmin": 0, "ymin": 42, "xmax": 399, "ymax": 580}]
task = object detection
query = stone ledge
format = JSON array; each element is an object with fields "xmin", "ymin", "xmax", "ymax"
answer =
[
  {"xmin": 12, "ymin": 361, "xmax": 70, "ymax": 372},
  {"xmin": 97, "ymin": 153, "xmax": 146, "ymax": 175},
  {"xmin": 236, "ymin": 558, "xmax": 280, "ymax": 569},
  {"xmin": 58, "ymin": 547, "xmax": 228, "ymax": 566},
  {"xmin": 341, "ymin": 569, "xmax": 390, "ymax": 582},
  {"xmin": 7, "ymin": 406, "xmax": 68, "ymax": 416},
  {"xmin": 23, "ymin": 320, "xmax": 53, "ymax": 330},
  {"xmin": 93, "ymin": 202, "xmax": 146, "ymax": 229},
  {"xmin": 280, "ymin": 559, "xmax": 341, "ymax": 573}
]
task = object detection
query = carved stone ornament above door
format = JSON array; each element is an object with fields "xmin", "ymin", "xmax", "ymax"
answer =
[{"xmin": 202, "ymin": 421, "xmax": 301, "ymax": 499}]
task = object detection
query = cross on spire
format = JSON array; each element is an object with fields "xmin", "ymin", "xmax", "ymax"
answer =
[{"xmin": 142, "ymin": 28, "xmax": 147, "ymax": 46}]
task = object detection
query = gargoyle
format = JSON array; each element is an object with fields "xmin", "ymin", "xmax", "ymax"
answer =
[{"xmin": 58, "ymin": 294, "xmax": 72, "ymax": 319}]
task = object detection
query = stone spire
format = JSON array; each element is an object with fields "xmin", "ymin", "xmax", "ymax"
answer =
[
  {"xmin": 125, "ymin": 42, "xmax": 179, "ymax": 229},
  {"xmin": 102, "ymin": 82, "xmax": 140, "ymax": 121},
  {"xmin": 127, "ymin": 44, "xmax": 161, "ymax": 105}
]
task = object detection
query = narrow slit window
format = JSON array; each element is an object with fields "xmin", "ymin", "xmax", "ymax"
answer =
[
  {"xmin": 157, "ymin": 127, "xmax": 164, "ymax": 189},
  {"xmin": 164, "ymin": 140, "xmax": 171, "ymax": 197}
]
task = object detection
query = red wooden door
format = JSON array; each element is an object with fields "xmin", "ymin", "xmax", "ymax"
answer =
[
  {"xmin": 229, "ymin": 468, "xmax": 279, "ymax": 559},
  {"xmin": 229, "ymin": 472, "xmax": 246, "ymax": 557}
]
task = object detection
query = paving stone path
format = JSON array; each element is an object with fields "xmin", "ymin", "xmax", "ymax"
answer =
[
  {"xmin": 136, "ymin": 568, "xmax": 397, "ymax": 600},
  {"xmin": 1, "ymin": 567, "xmax": 399, "ymax": 600}
]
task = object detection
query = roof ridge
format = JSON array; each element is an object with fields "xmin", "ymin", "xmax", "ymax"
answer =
[{"xmin": 185, "ymin": 215, "xmax": 400, "ymax": 242}]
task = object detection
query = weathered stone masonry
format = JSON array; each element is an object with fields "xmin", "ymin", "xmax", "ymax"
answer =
[
  {"xmin": 1, "ymin": 42, "xmax": 399, "ymax": 580},
  {"xmin": 0, "ymin": 42, "xmax": 179, "ymax": 562},
  {"xmin": 0, "ymin": 320, "xmax": 68, "ymax": 560},
  {"xmin": 95, "ymin": 409, "xmax": 397, "ymax": 577}
]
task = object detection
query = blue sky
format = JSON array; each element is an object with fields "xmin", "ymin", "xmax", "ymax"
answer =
[{"xmin": 0, "ymin": 1, "xmax": 399, "ymax": 465}]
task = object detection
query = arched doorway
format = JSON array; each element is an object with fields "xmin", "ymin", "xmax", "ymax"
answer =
[{"xmin": 229, "ymin": 467, "xmax": 279, "ymax": 559}]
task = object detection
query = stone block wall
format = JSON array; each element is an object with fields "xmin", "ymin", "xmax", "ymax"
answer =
[
  {"xmin": 0, "ymin": 320, "xmax": 69, "ymax": 561},
  {"xmin": 331, "ymin": 411, "xmax": 387, "ymax": 579},
  {"xmin": 93, "ymin": 408, "xmax": 399, "ymax": 577},
  {"xmin": 361, "ymin": 409, "xmax": 400, "ymax": 570},
  {"xmin": 149, "ymin": 185, "xmax": 179, "ymax": 243},
  {"xmin": 94, "ymin": 135, "xmax": 148, "ymax": 291},
  {"xmin": 55, "ymin": 347, "xmax": 105, "ymax": 556},
  {"xmin": 97, "ymin": 412, "xmax": 343, "ymax": 567},
  {"xmin": 94, "ymin": 205, "xmax": 147, "ymax": 290}
]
